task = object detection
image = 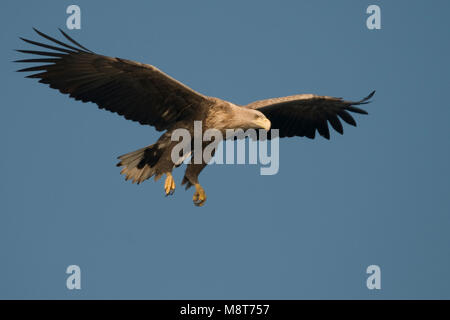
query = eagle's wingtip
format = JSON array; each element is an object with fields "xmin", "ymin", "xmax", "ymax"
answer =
[
  {"xmin": 366, "ymin": 90, "xmax": 376, "ymax": 100},
  {"xmin": 357, "ymin": 90, "xmax": 376, "ymax": 105}
]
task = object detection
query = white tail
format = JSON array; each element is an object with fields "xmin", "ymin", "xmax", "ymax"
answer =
[{"xmin": 116, "ymin": 145, "xmax": 158, "ymax": 184}]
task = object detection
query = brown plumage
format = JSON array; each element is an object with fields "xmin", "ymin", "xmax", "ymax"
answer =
[{"xmin": 16, "ymin": 29, "xmax": 374, "ymax": 206}]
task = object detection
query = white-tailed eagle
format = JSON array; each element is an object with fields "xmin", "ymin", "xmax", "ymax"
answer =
[{"xmin": 16, "ymin": 29, "xmax": 374, "ymax": 206}]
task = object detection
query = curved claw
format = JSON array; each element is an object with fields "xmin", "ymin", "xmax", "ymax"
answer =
[
  {"xmin": 193, "ymin": 183, "xmax": 206, "ymax": 207},
  {"xmin": 164, "ymin": 173, "xmax": 176, "ymax": 196}
]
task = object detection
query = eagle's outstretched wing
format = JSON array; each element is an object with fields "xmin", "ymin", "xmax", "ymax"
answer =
[
  {"xmin": 244, "ymin": 91, "xmax": 375, "ymax": 139},
  {"xmin": 15, "ymin": 28, "xmax": 209, "ymax": 131}
]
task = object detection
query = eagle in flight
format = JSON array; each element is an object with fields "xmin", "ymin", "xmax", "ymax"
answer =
[{"xmin": 16, "ymin": 29, "xmax": 374, "ymax": 207}]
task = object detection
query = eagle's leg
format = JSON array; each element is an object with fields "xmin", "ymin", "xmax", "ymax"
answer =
[
  {"xmin": 164, "ymin": 172, "xmax": 176, "ymax": 196},
  {"xmin": 182, "ymin": 161, "xmax": 208, "ymax": 207},
  {"xmin": 193, "ymin": 184, "xmax": 206, "ymax": 207}
]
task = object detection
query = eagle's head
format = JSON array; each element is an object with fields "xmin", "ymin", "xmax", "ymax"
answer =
[
  {"xmin": 248, "ymin": 109, "xmax": 271, "ymax": 131},
  {"xmin": 225, "ymin": 103, "xmax": 271, "ymax": 131}
]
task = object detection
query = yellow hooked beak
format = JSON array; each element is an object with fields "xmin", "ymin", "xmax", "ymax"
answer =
[{"xmin": 254, "ymin": 117, "xmax": 271, "ymax": 131}]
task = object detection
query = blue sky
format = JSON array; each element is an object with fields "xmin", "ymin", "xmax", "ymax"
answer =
[{"xmin": 0, "ymin": 0, "xmax": 449, "ymax": 299}]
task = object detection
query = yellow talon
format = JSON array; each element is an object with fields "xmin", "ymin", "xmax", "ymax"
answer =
[
  {"xmin": 193, "ymin": 183, "xmax": 206, "ymax": 207},
  {"xmin": 164, "ymin": 173, "xmax": 176, "ymax": 196}
]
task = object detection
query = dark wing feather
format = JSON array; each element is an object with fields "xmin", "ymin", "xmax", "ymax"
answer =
[
  {"xmin": 245, "ymin": 91, "xmax": 374, "ymax": 139},
  {"xmin": 15, "ymin": 29, "xmax": 209, "ymax": 131}
]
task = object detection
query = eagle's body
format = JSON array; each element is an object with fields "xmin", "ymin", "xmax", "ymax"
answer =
[{"xmin": 16, "ymin": 29, "xmax": 374, "ymax": 206}]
